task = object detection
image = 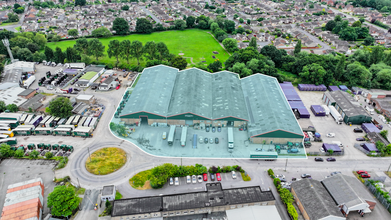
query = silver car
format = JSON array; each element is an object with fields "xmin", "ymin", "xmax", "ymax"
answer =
[
  {"xmin": 209, "ymin": 138, "xmax": 213, "ymax": 144},
  {"xmin": 186, "ymin": 175, "xmax": 191, "ymax": 184},
  {"xmin": 192, "ymin": 175, "xmax": 197, "ymax": 183}
]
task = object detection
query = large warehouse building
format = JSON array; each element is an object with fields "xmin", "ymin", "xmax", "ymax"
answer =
[{"xmin": 120, "ymin": 65, "xmax": 303, "ymax": 145}]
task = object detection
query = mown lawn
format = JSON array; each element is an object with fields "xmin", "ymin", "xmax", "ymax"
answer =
[
  {"xmin": 46, "ymin": 29, "xmax": 230, "ymax": 67},
  {"xmin": 85, "ymin": 147, "xmax": 127, "ymax": 175}
]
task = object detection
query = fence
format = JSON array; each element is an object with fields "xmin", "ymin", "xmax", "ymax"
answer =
[
  {"xmin": 306, "ymin": 151, "xmax": 344, "ymax": 156},
  {"xmin": 365, "ymin": 181, "xmax": 391, "ymax": 213}
]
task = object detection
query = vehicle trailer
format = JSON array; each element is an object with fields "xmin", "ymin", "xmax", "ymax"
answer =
[
  {"xmin": 34, "ymin": 127, "xmax": 54, "ymax": 135},
  {"xmin": 53, "ymin": 127, "xmax": 72, "ymax": 136},
  {"xmin": 0, "ymin": 138, "xmax": 17, "ymax": 145},
  {"xmin": 12, "ymin": 125, "xmax": 35, "ymax": 136},
  {"xmin": 73, "ymin": 126, "xmax": 93, "ymax": 137}
]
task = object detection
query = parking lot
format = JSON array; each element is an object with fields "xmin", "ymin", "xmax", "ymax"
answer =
[{"xmin": 0, "ymin": 159, "xmax": 57, "ymax": 216}]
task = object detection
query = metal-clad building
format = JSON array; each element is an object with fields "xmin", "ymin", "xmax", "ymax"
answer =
[
  {"xmin": 323, "ymin": 91, "xmax": 371, "ymax": 125},
  {"xmin": 120, "ymin": 65, "xmax": 303, "ymax": 144}
]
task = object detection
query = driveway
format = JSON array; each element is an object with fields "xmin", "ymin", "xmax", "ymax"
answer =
[{"xmin": 140, "ymin": 7, "xmax": 161, "ymax": 24}]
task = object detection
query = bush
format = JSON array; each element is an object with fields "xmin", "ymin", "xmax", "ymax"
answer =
[
  {"xmin": 29, "ymin": 150, "xmax": 39, "ymax": 159},
  {"xmin": 56, "ymin": 156, "xmax": 69, "ymax": 169},
  {"xmin": 273, "ymin": 178, "xmax": 281, "ymax": 187},
  {"xmin": 14, "ymin": 149, "xmax": 24, "ymax": 158},
  {"xmin": 241, "ymin": 172, "xmax": 251, "ymax": 181},
  {"xmin": 287, "ymin": 203, "xmax": 298, "ymax": 220},
  {"xmin": 267, "ymin": 168, "xmax": 274, "ymax": 176},
  {"xmin": 45, "ymin": 151, "xmax": 53, "ymax": 159}
]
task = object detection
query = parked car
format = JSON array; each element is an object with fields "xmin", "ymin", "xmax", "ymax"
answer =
[
  {"xmin": 275, "ymin": 174, "xmax": 285, "ymax": 179},
  {"xmin": 186, "ymin": 175, "xmax": 191, "ymax": 184},
  {"xmin": 314, "ymin": 157, "xmax": 324, "ymax": 162},
  {"xmin": 203, "ymin": 173, "xmax": 208, "ymax": 181},
  {"xmin": 210, "ymin": 173, "xmax": 215, "ymax": 181},
  {"xmin": 326, "ymin": 133, "xmax": 335, "ymax": 138},
  {"xmin": 74, "ymin": 88, "xmax": 81, "ymax": 92},
  {"xmin": 356, "ymin": 137, "xmax": 365, "ymax": 141},
  {"xmin": 169, "ymin": 177, "xmax": 174, "ymax": 185},
  {"xmin": 215, "ymin": 138, "xmax": 219, "ymax": 144},
  {"xmin": 319, "ymin": 148, "xmax": 325, "ymax": 153},
  {"xmin": 206, "ymin": 126, "xmax": 210, "ymax": 132},
  {"xmin": 199, "ymin": 136, "xmax": 204, "ymax": 144},
  {"xmin": 361, "ymin": 173, "xmax": 371, "ymax": 178},
  {"xmin": 354, "ymin": 128, "xmax": 363, "ymax": 133},
  {"xmin": 197, "ymin": 175, "xmax": 203, "ymax": 183},
  {"xmin": 301, "ymin": 174, "xmax": 311, "ymax": 178},
  {"xmin": 216, "ymin": 173, "xmax": 221, "ymax": 181},
  {"xmin": 209, "ymin": 138, "xmax": 213, "ymax": 144},
  {"xmin": 327, "ymin": 157, "xmax": 336, "ymax": 162},
  {"xmin": 217, "ymin": 126, "xmax": 221, "ymax": 132},
  {"xmin": 162, "ymin": 132, "xmax": 167, "ymax": 140},
  {"xmin": 212, "ymin": 127, "xmax": 216, "ymax": 132},
  {"xmin": 174, "ymin": 177, "xmax": 179, "ymax": 186},
  {"xmin": 330, "ymin": 171, "xmax": 341, "ymax": 176},
  {"xmin": 204, "ymin": 138, "xmax": 208, "ymax": 144},
  {"xmin": 357, "ymin": 170, "xmax": 368, "ymax": 174},
  {"xmin": 192, "ymin": 175, "xmax": 197, "ymax": 183},
  {"xmin": 232, "ymin": 171, "xmax": 237, "ymax": 179},
  {"xmin": 256, "ymin": 148, "xmax": 263, "ymax": 151},
  {"xmin": 116, "ymin": 84, "xmax": 121, "ymax": 90}
]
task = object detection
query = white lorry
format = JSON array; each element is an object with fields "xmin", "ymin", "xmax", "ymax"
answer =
[
  {"xmin": 23, "ymin": 75, "xmax": 36, "ymax": 88},
  {"xmin": 329, "ymin": 106, "xmax": 343, "ymax": 124},
  {"xmin": 365, "ymin": 105, "xmax": 374, "ymax": 115},
  {"xmin": 321, "ymin": 105, "xmax": 330, "ymax": 116}
]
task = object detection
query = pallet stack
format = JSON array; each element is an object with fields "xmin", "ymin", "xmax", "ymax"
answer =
[{"xmin": 1, "ymin": 178, "xmax": 44, "ymax": 220}]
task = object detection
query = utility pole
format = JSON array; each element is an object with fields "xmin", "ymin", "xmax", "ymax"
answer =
[
  {"xmin": 2, "ymin": 38, "xmax": 14, "ymax": 62},
  {"xmin": 284, "ymin": 159, "xmax": 288, "ymax": 171}
]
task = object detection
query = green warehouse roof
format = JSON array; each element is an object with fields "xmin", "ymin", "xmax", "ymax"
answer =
[
  {"xmin": 121, "ymin": 65, "xmax": 178, "ymax": 117},
  {"xmin": 241, "ymin": 74, "xmax": 303, "ymax": 138}
]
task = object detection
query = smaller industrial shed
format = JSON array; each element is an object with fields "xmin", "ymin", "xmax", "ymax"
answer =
[
  {"xmin": 362, "ymin": 143, "xmax": 378, "ymax": 152},
  {"xmin": 323, "ymin": 91, "xmax": 372, "ymax": 125},
  {"xmin": 18, "ymin": 94, "xmax": 46, "ymax": 112},
  {"xmin": 17, "ymin": 89, "xmax": 36, "ymax": 99},
  {"xmin": 370, "ymin": 97, "xmax": 391, "ymax": 119},
  {"xmin": 367, "ymin": 132, "xmax": 390, "ymax": 146},
  {"xmin": 68, "ymin": 63, "xmax": 86, "ymax": 69},
  {"xmin": 361, "ymin": 123, "xmax": 380, "ymax": 133},
  {"xmin": 101, "ymin": 185, "xmax": 116, "ymax": 202},
  {"xmin": 321, "ymin": 174, "xmax": 374, "ymax": 217},
  {"xmin": 291, "ymin": 179, "xmax": 345, "ymax": 220},
  {"xmin": 76, "ymin": 94, "xmax": 95, "ymax": 104},
  {"xmin": 75, "ymin": 65, "xmax": 105, "ymax": 87},
  {"xmin": 322, "ymin": 143, "xmax": 342, "ymax": 153},
  {"xmin": 226, "ymin": 205, "xmax": 282, "ymax": 220},
  {"xmin": 0, "ymin": 86, "xmax": 27, "ymax": 106},
  {"xmin": 310, "ymin": 105, "xmax": 325, "ymax": 116},
  {"xmin": 99, "ymin": 76, "xmax": 119, "ymax": 90}
]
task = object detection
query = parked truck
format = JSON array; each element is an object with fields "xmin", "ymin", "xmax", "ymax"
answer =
[
  {"xmin": 23, "ymin": 75, "xmax": 36, "ymax": 88},
  {"xmin": 321, "ymin": 105, "xmax": 330, "ymax": 116},
  {"xmin": 228, "ymin": 127, "xmax": 234, "ymax": 152},
  {"xmin": 180, "ymin": 126, "xmax": 187, "ymax": 147},
  {"xmin": 329, "ymin": 106, "xmax": 343, "ymax": 124}
]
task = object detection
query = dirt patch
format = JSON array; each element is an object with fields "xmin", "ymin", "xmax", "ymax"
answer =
[
  {"xmin": 178, "ymin": 53, "xmax": 184, "ymax": 56},
  {"xmin": 131, "ymin": 180, "xmax": 152, "ymax": 190}
]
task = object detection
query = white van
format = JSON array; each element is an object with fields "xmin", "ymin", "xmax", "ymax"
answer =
[
  {"xmin": 365, "ymin": 106, "xmax": 374, "ymax": 115},
  {"xmin": 332, "ymin": 141, "xmax": 343, "ymax": 148}
]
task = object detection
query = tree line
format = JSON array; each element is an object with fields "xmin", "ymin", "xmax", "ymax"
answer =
[{"xmin": 325, "ymin": 15, "xmax": 373, "ymax": 44}]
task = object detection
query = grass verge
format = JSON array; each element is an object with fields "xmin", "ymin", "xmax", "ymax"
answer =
[
  {"xmin": 85, "ymin": 147, "xmax": 127, "ymax": 175},
  {"xmin": 115, "ymin": 191, "xmax": 122, "ymax": 200},
  {"xmin": 131, "ymin": 74, "xmax": 141, "ymax": 88},
  {"xmin": 129, "ymin": 169, "xmax": 153, "ymax": 189},
  {"xmin": 0, "ymin": 22, "xmax": 18, "ymax": 26},
  {"xmin": 241, "ymin": 172, "xmax": 252, "ymax": 181}
]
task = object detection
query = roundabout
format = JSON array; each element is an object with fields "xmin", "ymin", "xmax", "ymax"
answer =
[{"xmin": 85, "ymin": 147, "xmax": 127, "ymax": 175}]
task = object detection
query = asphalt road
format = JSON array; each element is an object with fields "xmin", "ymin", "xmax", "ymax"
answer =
[
  {"xmin": 294, "ymin": 28, "xmax": 331, "ymax": 50},
  {"xmin": 140, "ymin": 7, "xmax": 162, "ymax": 24}
]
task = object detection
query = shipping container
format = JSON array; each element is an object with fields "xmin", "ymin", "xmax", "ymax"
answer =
[
  {"xmin": 310, "ymin": 105, "xmax": 326, "ymax": 117},
  {"xmin": 328, "ymin": 86, "xmax": 340, "ymax": 91},
  {"xmin": 339, "ymin": 85, "xmax": 348, "ymax": 91},
  {"xmin": 298, "ymin": 84, "xmax": 327, "ymax": 91}
]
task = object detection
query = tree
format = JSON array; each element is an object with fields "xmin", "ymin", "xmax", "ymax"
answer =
[
  {"xmin": 247, "ymin": 19, "xmax": 251, "ymax": 25},
  {"xmin": 334, "ymin": 15, "xmax": 342, "ymax": 22},
  {"xmin": 374, "ymin": 69, "xmax": 391, "ymax": 90},
  {"xmin": 7, "ymin": 13, "xmax": 19, "ymax": 22},
  {"xmin": 120, "ymin": 40, "xmax": 132, "ymax": 64},
  {"xmin": 154, "ymin": 23, "xmax": 165, "ymax": 31},
  {"xmin": 210, "ymin": 22, "xmax": 219, "ymax": 33},
  {"xmin": 207, "ymin": 60, "xmax": 222, "ymax": 72},
  {"xmin": 33, "ymin": 33, "xmax": 47, "ymax": 49},
  {"xmin": 48, "ymin": 185, "xmax": 80, "ymax": 217},
  {"xmin": 65, "ymin": 47, "xmax": 78, "ymax": 62},
  {"xmin": 68, "ymin": 29, "xmax": 78, "ymax": 39},
  {"xmin": 29, "ymin": 150, "xmax": 39, "ymax": 159},
  {"xmin": 107, "ymin": 40, "xmax": 121, "ymax": 64},
  {"xmin": 249, "ymin": 37, "xmax": 257, "ymax": 49},
  {"xmin": 359, "ymin": 18, "xmax": 365, "ymax": 23},
  {"xmin": 363, "ymin": 36, "xmax": 375, "ymax": 46},
  {"xmin": 45, "ymin": 151, "xmax": 53, "ymax": 159},
  {"xmin": 91, "ymin": 27, "xmax": 112, "ymax": 38},
  {"xmin": 17, "ymin": 48, "xmax": 33, "ymax": 61},
  {"xmin": 26, "ymin": 42, "xmax": 40, "ymax": 53},
  {"xmin": 51, "ymin": 35, "xmax": 61, "ymax": 44},
  {"xmin": 224, "ymin": 20, "xmax": 235, "ymax": 33},
  {"xmin": 222, "ymin": 38, "xmax": 238, "ymax": 53},
  {"xmin": 239, "ymin": 18, "xmax": 244, "ymax": 23},
  {"xmin": 144, "ymin": 41, "xmax": 158, "ymax": 60},
  {"xmin": 260, "ymin": 45, "xmax": 283, "ymax": 68},
  {"xmin": 136, "ymin": 18, "xmax": 153, "ymax": 34},
  {"xmin": 370, "ymin": 46, "xmax": 384, "ymax": 65},
  {"xmin": 170, "ymin": 56, "xmax": 187, "ymax": 70},
  {"xmin": 75, "ymin": 0, "xmax": 86, "ymax": 6},
  {"xmin": 299, "ymin": 63, "xmax": 327, "ymax": 85},
  {"xmin": 156, "ymin": 42, "xmax": 169, "ymax": 61},
  {"xmin": 0, "ymin": 144, "xmax": 14, "ymax": 158},
  {"xmin": 334, "ymin": 55, "xmax": 345, "ymax": 81},
  {"xmin": 14, "ymin": 149, "xmax": 24, "ymax": 158},
  {"xmin": 345, "ymin": 62, "xmax": 372, "ymax": 86},
  {"xmin": 54, "ymin": 47, "xmax": 65, "ymax": 63},
  {"xmin": 352, "ymin": 20, "xmax": 362, "ymax": 27},
  {"xmin": 6, "ymin": 104, "xmax": 18, "ymax": 112},
  {"xmin": 74, "ymin": 38, "xmax": 89, "ymax": 55},
  {"xmin": 214, "ymin": 28, "xmax": 227, "ymax": 42},
  {"xmin": 87, "ymin": 38, "xmax": 105, "ymax": 61},
  {"xmin": 46, "ymin": 97, "xmax": 73, "ymax": 118},
  {"xmin": 294, "ymin": 40, "xmax": 301, "ymax": 56},
  {"xmin": 121, "ymin": 5, "xmax": 129, "ymax": 10},
  {"xmin": 186, "ymin": 16, "xmax": 195, "ymax": 28},
  {"xmin": 339, "ymin": 27, "xmax": 358, "ymax": 41},
  {"xmin": 380, "ymin": 130, "xmax": 389, "ymax": 140},
  {"xmin": 32, "ymin": 52, "xmax": 46, "ymax": 62},
  {"xmin": 325, "ymin": 20, "xmax": 336, "ymax": 31},
  {"xmin": 0, "ymin": 101, "xmax": 6, "ymax": 112},
  {"xmin": 113, "ymin": 17, "xmax": 130, "ymax": 35},
  {"xmin": 130, "ymin": 40, "xmax": 144, "ymax": 65},
  {"xmin": 174, "ymin": 19, "xmax": 187, "ymax": 30}
]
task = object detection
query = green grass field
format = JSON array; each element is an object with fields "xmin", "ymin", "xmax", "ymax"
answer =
[
  {"xmin": 80, "ymin": 71, "xmax": 97, "ymax": 80},
  {"xmin": 46, "ymin": 29, "xmax": 229, "ymax": 67},
  {"xmin": 0, "ymin": 22, "xmax": 18, "ymax": 26}
]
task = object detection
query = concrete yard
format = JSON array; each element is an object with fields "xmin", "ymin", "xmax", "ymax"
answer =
[{"xmin": 0, "ymin": 159, "xmax": 57, "ymax": 216}]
